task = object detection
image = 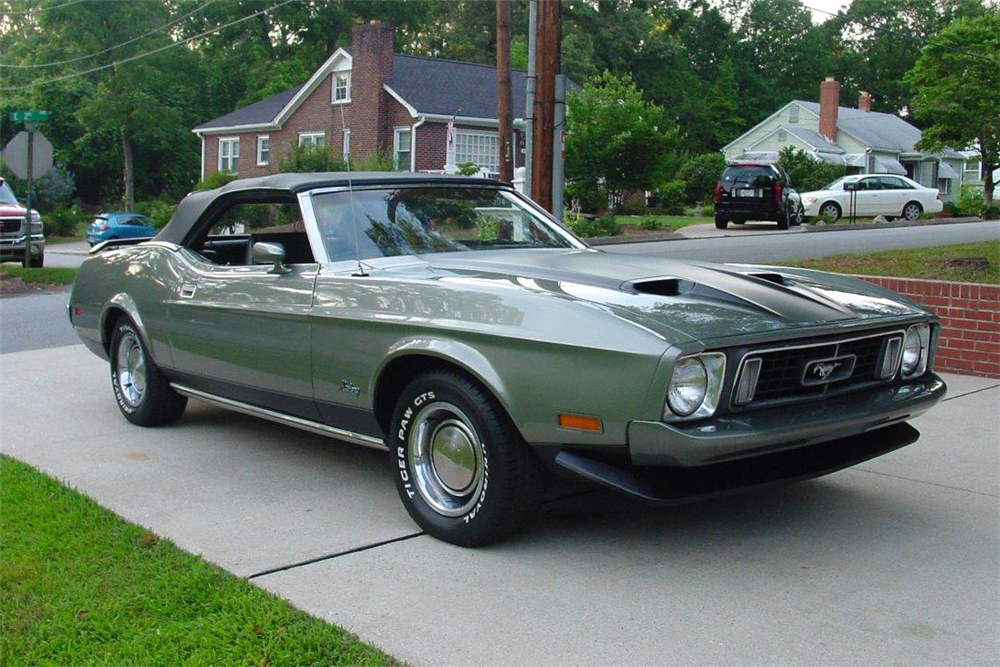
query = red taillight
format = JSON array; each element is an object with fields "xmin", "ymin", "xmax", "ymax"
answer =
[
  {"xmin": 774, "ymin": 181, "xmax": 783, "ymax": 204},
  {"xmin": 714, "ymin": 181, "xmax": 722, "ymax": 203}
]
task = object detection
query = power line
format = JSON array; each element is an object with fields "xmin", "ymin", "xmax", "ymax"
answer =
[
  {"xmin": 803, "ymin": 3, "xmax": 1000, "ymax": 64},
  {"xmin": 2, "ymin": 0, "xmax": 89, "ymax": 17},
  {"xmin": 0, "ymin": 0, "xmax": 299, "ymax": 91},
  {"xmin": 1, "ymin": 0, "xmax": 223, "ymax": 69}
]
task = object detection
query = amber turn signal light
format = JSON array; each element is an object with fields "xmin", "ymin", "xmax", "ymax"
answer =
[{"xmin": 558, "ymin": 414, "xmax": 602, "ymax": 432}]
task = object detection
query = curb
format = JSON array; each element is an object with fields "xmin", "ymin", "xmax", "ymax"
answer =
[
  {"xmin": 802, "ymin": 216, "xmax": 983, "ymax": 233},
  {"xmin": 587, "ymin": 231, "xmax": 684, "ymax": 246}
]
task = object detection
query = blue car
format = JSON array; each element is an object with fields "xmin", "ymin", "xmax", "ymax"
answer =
[{"xmin": 86, "ymin": 213, "xmax": 155, "ymax": 246}]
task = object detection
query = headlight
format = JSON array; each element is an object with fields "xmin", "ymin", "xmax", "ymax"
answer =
[
  {"xmin": 664, "ymin": 352, "xmax": 726, "ymax": 421},
  {"xmin": 30, "ymin": 211, "xmax": 42, "ymax": 234},
  {"xmin": 900, "ymin": 324, "xmax": 930, "ymax": 378}
]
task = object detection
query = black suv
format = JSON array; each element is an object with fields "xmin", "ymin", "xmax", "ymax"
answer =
[{"xmin": 714, "ymin": 163, "xmax": 804, "ymax": 230}]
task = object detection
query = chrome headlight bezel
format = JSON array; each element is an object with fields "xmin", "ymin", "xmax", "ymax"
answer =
[
  {"xmin": 900, "ymin": 324, "xmax": 930, "ymax": 378},
  {"xmin": 663, "ymin": 352, "xmax": 727, "ymax": 422},
  {"xmin": 30, "ymin": 211, "xmax": 43, "ymax": 234}
]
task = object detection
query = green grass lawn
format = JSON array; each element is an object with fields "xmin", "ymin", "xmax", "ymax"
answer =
[
  {"xmin": 45, "ymin": 234, "xmax": 85, "ymax": 245},
  {"xmin": 0, "ymin": 265, "xmax": 78, "ymax": 285},
  {"xmin": 777, "ymin": 242, "xmax": 999, "ymax": 284},
  {"xmin": 0, "ymin": 455, "xmax": 400, "ymax": 667},
  {"xmin": 614, "ymin": 215, "xmax": 708, "ymax": 230}
]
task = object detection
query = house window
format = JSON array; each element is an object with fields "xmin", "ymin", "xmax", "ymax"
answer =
[
  {"xmin": 394, "ymin": 127, "xmax": 412, "ymax": 171},
  {"xmin": 938, "ymin": 178, "xmax": 952, "ymax": 195},
  {"xmin": 299, "ymin": 132, "xmax": 325, "ymax": 147},
  {"xmin": 343, "ymin": 130, "xmax": 351, "ymax": 162},
  {"xmin": 788, "ymin": 106, "xmax": 799, "ymax": 123},
  {"xmin": 218, "ymin": 137, "xmax": 239, "ymax": 173},
  {"xmin": 455, "ymin": 130, "xmax": 499, "ymax": 172},
  {"xmin": 333, "ymin": 71, "xmax": 351, "ymax": 103},
  {"xmin": 777, "ymin": 129, "xmax": 787, "ymax": 142},
  {"xmin": 964, "ymin": 160, "xmax": 981, "ymax": 182},
  {"xmin": 256, "ymin": 135, "xmax": 270, "ymax": 166}
]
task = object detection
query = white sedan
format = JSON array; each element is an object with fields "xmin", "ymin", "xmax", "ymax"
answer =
[{"xmin": 801, "ymin": 174, "xmax": 943, "ymax": 221}]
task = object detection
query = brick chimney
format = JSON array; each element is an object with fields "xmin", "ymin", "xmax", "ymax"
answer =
[
  {"xmin": 858, "ymin": 90, "xmax": 871, "ymax": 112},
  {"xmin": 819, "ymin": 77, "xmax": 841, "ymax": 142},
  {"xmin": 351, "ymin": 21, "xmax": 395, "ymax": 161}
]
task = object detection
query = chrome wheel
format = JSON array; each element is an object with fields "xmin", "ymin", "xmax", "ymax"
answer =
[
  {"xmin": 408, "ymin": 401, "xmax": 485, "ymax": 517},
  {"xmin": 903, "ymin": 202, "xmax": 922, "ymax": 221},
  {"xmin": 116, "ymin": 332, "xmax": 147, "ymax": 407}
]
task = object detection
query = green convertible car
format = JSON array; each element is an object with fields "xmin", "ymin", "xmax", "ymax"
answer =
[{"xmin": 70, "ymin": 173, "xmax": 946, "ymax": 546}]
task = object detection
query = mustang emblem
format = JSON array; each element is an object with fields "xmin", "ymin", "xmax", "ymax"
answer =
[
  {"xmin": 802, "ymin": 354, "xmax": 857, "ymax": 386},
  {"xmin": 811, "ymin": 362, "xmax": 839, "ymax": 380}
]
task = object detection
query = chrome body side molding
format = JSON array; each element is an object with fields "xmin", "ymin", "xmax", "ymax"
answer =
[{"xmin": 171, "ymin": 383, "xmax": 388, "ymax": 451}]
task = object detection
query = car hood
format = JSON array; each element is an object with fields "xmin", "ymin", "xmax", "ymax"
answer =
[
  {"xmin": 386, "ymin": 249, "xmax": 927, "ymax": 344},
  {"xmin": 0, "ymin": 205, "xmax": 28, "ymax": 217}
]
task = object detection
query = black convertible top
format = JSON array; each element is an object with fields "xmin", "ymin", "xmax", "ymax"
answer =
[{"xmin": 154, "ymin": 172, "xmax": 508, "ymax": 245}]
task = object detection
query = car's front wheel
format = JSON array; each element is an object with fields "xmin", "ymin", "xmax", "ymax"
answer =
[
  {"xmin": 819, "ymin": 202, "xmax": 841, "ymax": 221},
  {"xmin": 390, "ymin": 370, "xmax": 546, "ymax": 547},
  {"xmin": 902, "ymin": 201, "xmax": 923, "ymax": 221},
  {"xmin": 109, "ymin": 317, "xmax": 187, "ymax": 426}
]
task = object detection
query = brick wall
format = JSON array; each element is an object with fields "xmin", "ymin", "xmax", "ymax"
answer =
[{"xmin": 856, "ymin": 276, "xmax": 1000, "ymax": 378}]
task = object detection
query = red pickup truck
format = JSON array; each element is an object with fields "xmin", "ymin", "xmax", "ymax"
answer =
[{"xmin": 0, "ymin": 178, "xmax": 44, "ymax": 267}]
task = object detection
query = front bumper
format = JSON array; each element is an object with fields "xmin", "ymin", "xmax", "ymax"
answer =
[
  {"xmin": 0, "ymin": 234, "xmax": 45, "ymax": 260},
  {"xmin": 627, "ymin": 373, "xmax": 945, "ymax": 467}
]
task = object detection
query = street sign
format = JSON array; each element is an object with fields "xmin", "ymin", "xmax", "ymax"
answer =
[
  {"xmin": 9, "ymin": 110, "xmax": 49, "ymax": 123},
  {"xmin": 2, "ymin": 131, "xmax": 54, "ymax": 180}
]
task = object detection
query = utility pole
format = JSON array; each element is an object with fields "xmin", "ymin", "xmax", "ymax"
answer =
[
  {"xmin": 531, "ymin": 0, "xmax": 560, "ymax": 213},
  {"xmin": 496, "ymin": 0, "xmax": 513, "ymax": 183},
  {"xmin": 524, "ymin": 0, "xmax": 537, "ymax": 193}
]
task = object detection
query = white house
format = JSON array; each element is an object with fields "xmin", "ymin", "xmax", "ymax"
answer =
[{"xmin": 723, "ymin": 78, "xmax": 971, "ymax": 203}]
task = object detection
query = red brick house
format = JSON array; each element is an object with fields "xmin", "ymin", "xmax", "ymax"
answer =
[{"xmin": 194, "ymin": 21, "xmax": 528, "ymax": 180}]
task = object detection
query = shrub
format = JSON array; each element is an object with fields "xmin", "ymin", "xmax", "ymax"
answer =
[
  {"xmin": 640, "ymin": 218, "xmax": 663, "ymax": 231},
  {"xmin": 277, "ymin": 144, "xmax": 347, "ymax": 174},
  {"xmin": 676, "ymin": 153, "xmax": 727, "ymax": 204},
  {"xmin": 617, "ymin": 197, "xmax": 648, "ymax": 215},
  {"xmin": 566, "ymin": 214, "xmax": 621, "ymax": 238},
  {"xmin": 777, "ymin": 147, "xmax": 847, "ymax": 192},
  {"xmin": 456, "ymin": 162, "xmax": 480, "ymax": 176},
  {"xmin": 565, "ymin": 180, "xmax": 607, "ymax": 214},
  {"xmin": 354, "ymin": 148, "xmax": 395, "ymax": 172},
  {"xmin": 955, "ymin": 184, "xmax": 985, "ymax": 216},
  {"xmin": 194, "ymin": 171, "xmax": 239, "ymax": 191},
  {"xmin": 657, "ymin": 179, "xmax": 687, "ymax": 208},
  {"xmin": 43, "ymin": 204, "xmax": 88, "ymax": 237}
]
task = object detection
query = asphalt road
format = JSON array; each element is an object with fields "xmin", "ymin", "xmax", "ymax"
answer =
[
  {"xmin": 0, "ymin": 288, "xmax": 76, "ymax": 353},
  {"xmin": 606, "ymin": 221, "xmax": 1000, "ymax": 262}
]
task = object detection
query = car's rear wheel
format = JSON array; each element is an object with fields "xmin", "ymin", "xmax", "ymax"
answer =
[
  {"xmin": 902, "ymin": 201, "xmax": 923, "ymax": 221},
  {"xmin": 819, "ymin": 202, "xmax": 841, "ymax": 221},
  {"xmin": 714, "ymin": 215, "xmax": 728, "ymax": 229},
  {"xmin": 778, "ymin": 210, "xmax": 790, "ymax": 230},
  {"xmin": 109, "ymin": 317, "xmax": 187, "ymax": 426},
  {"xmin": 390, "ymin": 370, "xmax": 545, "ymax": 547}
]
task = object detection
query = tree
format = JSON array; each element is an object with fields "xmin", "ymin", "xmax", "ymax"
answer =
[
  {"xmin": 906, "ymin": 12, "xmax": 1000, "ymax": 208},
  {"xmin": 776, "ymin": 147, "xmax": 847, "ymax": 192},
  {"xmin": 565, "ymin": 71, "xmax": 679, "ymax": 204},
  {"xmin": 676, "ymin": 153, "xmax": 727, "ymax": 204}
]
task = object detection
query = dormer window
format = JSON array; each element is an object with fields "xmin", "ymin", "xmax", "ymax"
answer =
[
  {"xmin": 333, "ymin": 71, "xmax": 351, "ymax": 103},
  {"xmin": 788, "ymin": 105, "xmax": 799, "ymax": 123}
]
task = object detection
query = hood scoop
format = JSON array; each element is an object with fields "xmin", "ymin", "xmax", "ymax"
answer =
[
  {"xmin": 746, "ymin": 272, "xmax": 787, "ymax": 286},
  {"xmin": 629, "ymin": 276, "xmax": 687, "ymax": 297}
]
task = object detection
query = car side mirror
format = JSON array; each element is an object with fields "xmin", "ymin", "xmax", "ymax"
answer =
[{"xmin": 252, "ymin": 241, "xmax": 290, "ymax": 274}]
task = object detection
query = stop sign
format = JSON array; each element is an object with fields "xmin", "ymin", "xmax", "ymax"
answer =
[{"xmin": 2, "ymin": 131, "xmax": 54, "ymax": 179}]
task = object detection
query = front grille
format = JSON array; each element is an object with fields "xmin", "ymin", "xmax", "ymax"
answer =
[
  {"xmin": 734, "ymin": 330, "xmax": 903, "ymax": 408},
  {"xmin": 1, "ymin": 218, "xmax": 23, "ymax": 234}
]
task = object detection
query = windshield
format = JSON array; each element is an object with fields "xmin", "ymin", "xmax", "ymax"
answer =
[
  {"xmin": 822, "ymin": 177, "xmax": 850, "ymax": 191},
  {"xmin": 0, "ymin": 180, "xmax": 19, "ymax": 205},
  {"xmin": 312, "ymin": 186, "xmax": 580, "ymax": 261}
]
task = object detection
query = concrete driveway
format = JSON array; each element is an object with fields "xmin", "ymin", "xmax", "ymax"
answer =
[{"xmin": 1, "ymin": 344, "xmax": 997, "ymax": 667}]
